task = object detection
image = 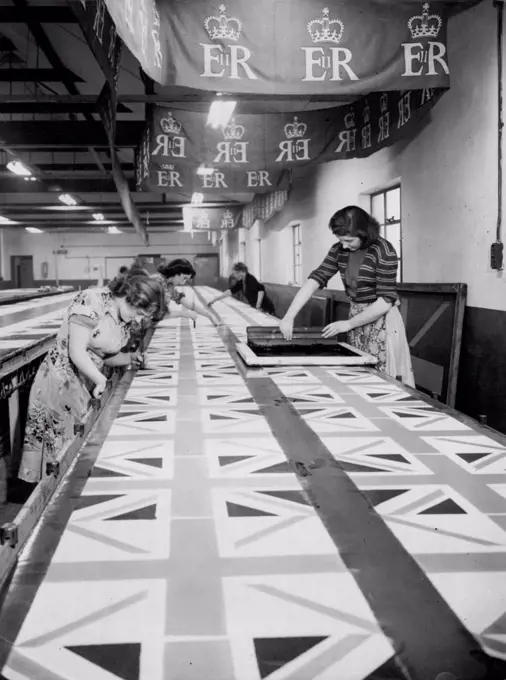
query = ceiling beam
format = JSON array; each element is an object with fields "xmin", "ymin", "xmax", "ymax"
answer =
[
  {"xmin": 0, "ymin": 163, "xmax": 135, "ymax": 173},
  {"xmin": 0, "ymin": 68, "xmax": 84, "ymax": 83},
  {"xmin": 0, "ymin": 121, "xmax": 144, "ymax": 148},
  {"xmin": 0, "ymin": 93, "xmax": 355, "ymax": 104},
  {"xmin": 1, "ymin": 219, "xmax": 185, "ymax": 227},
  {"xmin": 0, "ymin": 177, "xmax": 138, "ymax": 193},
  {"xmin": 0, "ymin": 7, "xmax": 78, "ymax": 22},
  {"xmin": 0, "ymin": 102, "xmax": 131, "ymax": 114},
  {"xmin": 1, "ymin": 210, "xmax": 184, "ymax": 220}
]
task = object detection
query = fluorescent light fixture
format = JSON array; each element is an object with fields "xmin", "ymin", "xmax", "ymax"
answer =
[
  {"xmin": 196, "ymin": 165, "xmax": 215, "ymax": 176},
  {"xmin": 191, "ymin": 192, "xmax": 204, "ymax": 205},
  {"xmin": 59, "ymin": 193, "xmax": 78, "ymax": 206},
  {"xmin": 92, "ymin": 213, "xmax": 105, "ymax": 221},
  {"xmin": 7, "ymin": 159, "xmax": 32, "ymax": 176},
  {"xmin": 0, "ymin": 215, "xmax": 16, "ymax": 224},
  {"xmin": 107, "ymin": 226, "xmax": 122, "ymax": 234},
  {"xmin": 25, "ymin": 227, "xmax": 43, "ymax": 234},
  {"xmin": 207, "ymin": 99, "xmax": 237, "ymax": 129}
]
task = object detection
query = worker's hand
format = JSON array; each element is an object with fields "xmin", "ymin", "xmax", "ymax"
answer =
[
  {"xmin": 279, "ymin": 316, "xmax": 294, "ymax": 340},
  {"xmin": 129, "ymin": 350, "xmax": 144, "ymax": 367},
  {"xmin": 93, "ymin": 376, "xmax": 107, "ymax": 399},
  {"xmin": 321, "ymin": 320, "xmax": 352, "ymax": 339}
]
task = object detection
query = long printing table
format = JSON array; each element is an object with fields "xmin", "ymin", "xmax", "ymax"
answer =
[{"xmin": 0, "ymin": 287, "xmax": 504, "ymax": 680}]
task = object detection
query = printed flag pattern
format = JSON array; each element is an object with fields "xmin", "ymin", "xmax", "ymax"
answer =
[{"xmin": 2, "ymin": 289, "xmax": 506, "ymax": 679}]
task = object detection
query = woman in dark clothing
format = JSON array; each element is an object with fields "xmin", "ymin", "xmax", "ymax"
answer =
[
  {"xmin": 207, "ymin": 263, "xmax": 275, "ymax": 315},
  {"xmin": 279, "ymin": 206, "xmax": 414, "ymax": 385}
]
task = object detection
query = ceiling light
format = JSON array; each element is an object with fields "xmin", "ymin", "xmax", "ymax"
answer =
[
  {"xmin": 59, "ymin": 193, "xmax": 78, "ymax": 206},
  {"xmin": 196, "ymin": 165, "xmax": 215, "ymax": 176},
  {"xmin": 107, "ymin": 226, "xmax": 122, "ymax": 234},
  {"xmin": 0, "ymin": 215, "xmax": 16, "ymax": 224},
  {"xmin": 7, "ymin": 160, "xmax": 32, "ymax": 176},
  {"xmin": 25, "ymin": 227, "xmax": 43, "ymax": 234},
  {"xmin": 207, "ymin": 99, "xmax": 237, "ymax": 129},
  {"xmin": 191, "ymin": 192, "xmax": 204, "ymax": 205},
  {"xmin": 93, "ymin": 213, "xmax": 105, "ymax": 221}
]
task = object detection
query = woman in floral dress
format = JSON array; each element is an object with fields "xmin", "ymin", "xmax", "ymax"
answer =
[
  {"xmin": 18, "ymin": 274, "xmax": 166, "ymax": 483},
  {"xmin": 279, "ymin": 206, "xmax": 414, "ymax": 386}
]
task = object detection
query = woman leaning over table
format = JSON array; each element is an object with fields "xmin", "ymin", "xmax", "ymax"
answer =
[
  {"xmin": 18, "ymin": 274, "xmax": 166, "ymax": 484},
  {"xmin": 279, "ymin": 205, "xmax": 414, "ymax": 386},
  {"xmin": 155, "ymin": 258, "xmax": 221, "ymax": 325}
]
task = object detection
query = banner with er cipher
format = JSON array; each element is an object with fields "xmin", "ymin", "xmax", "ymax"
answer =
[
  {"xmin": 136, "ymin": 88, "xmax": 443, "ymax": 195},
  {"xmin": 105, "ymin": 0, "xmax": 455, "ymax": 94}
]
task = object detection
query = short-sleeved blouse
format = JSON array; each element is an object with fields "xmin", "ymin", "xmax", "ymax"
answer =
[{"xmin": 60, "ymin": 287, "xmax": 129, "ymax": 363}]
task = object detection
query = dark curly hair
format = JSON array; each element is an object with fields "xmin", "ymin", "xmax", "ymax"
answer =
[
  {"xmin": 328, "ymin": 206, "xmax": 380, "ymax": 249},
  {"xmin": 232, "ymin": 262, "xmax": 248, "ymax": 274},
  {"xmin": 157, "ymin": 258, "xmax": 196, "ymax": 280},
  {"xmin": 108, "ymin": 274, "xmax": 167, "ymax": 319},
  {"xmin": 128, "ymin": 265, "xmax": 150, "ymax": 277}
]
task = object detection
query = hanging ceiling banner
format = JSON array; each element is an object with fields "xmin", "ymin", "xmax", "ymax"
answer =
[
  {"xmin": 71, "ymin": 0, "xmax": 122, "ymax": 88},
  {"xmin": 138, "ymin": 87, "xmax": 443, "ymax": 194},
  {"xmin": 97, "ymin": 83, "xmax": 150, "ymax": 246},
  {"xmin": 104, "ymin": 0, "xmax": 165, "ymax": 83},
  {"xmin": 182, "ymin": 206, "xmax": 243, "ymax": 231},
  {"xmin": 127, "ymin": 0, "xmax": 453, "ymax": 93},
  {"xmin": 242, "ymin": 190, "xmax": 290, "ymax": 229}
]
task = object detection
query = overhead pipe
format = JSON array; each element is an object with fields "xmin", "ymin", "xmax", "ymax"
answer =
[{"xmin": 496, "ymin": 0, "xmax": 504, "ymax": 244}]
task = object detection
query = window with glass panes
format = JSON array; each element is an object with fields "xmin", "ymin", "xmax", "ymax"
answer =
[
  {"xmin": 371, "ymin": 186, "xmax": 402, "ymax": 282},
  {"xmin": 257, "ymin": 238, "xmax": 262, "ymax": 280},
  {"xmin": 292, "ymin": 224, "xmax": 302, "ymax": 285}
]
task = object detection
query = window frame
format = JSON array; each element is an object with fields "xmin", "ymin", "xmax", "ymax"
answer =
[
  {"xmin": 370, "ymin": 185, "xmax": 403, "ymax": 282},
  {"xmin": 292, "ymin": 223, "xmax": 302, "ymax": 286}
]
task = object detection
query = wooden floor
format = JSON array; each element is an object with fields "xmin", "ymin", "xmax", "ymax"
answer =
[{"xmin": 0, "ymin": 287, "xmax": 505, "ymax": 679}]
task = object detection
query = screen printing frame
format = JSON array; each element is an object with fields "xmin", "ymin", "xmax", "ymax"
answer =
[{"xmin": 236, "ymin": 340, "xmax": 379, "ymax": 367}]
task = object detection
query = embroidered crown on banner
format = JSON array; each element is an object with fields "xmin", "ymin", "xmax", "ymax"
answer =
[
  {"xmin": 284, "ymin": 116, "xmax": 307, "ymax": 140},
  {"xmin": 194, "ymin": 211, "xmax": 210, "ymax": 229},
  {"xmin": 380, "ymin": 93, "xmax": 389, "ymax": 114},
  {"xmin": 223, "ymin": 119, "xmax": 245, "ymax": 140},
  {"xmin": 205, "ymin": 4, "xmax": 242, "ymax": 41},
  {"xmin": 363, "ymin": 102, "xmax": 371, "ymax": 124},
  {"xmin": 307, "ymin": 7, "xmax": 344, "ymax": 44},
  {"xmin": 160, "ymin": 164, "xmax": 175, "ymax": 170},
  {"xmin": 221, "ymin": 210, "xmax": 235, "ymax": 229},
  {"xmin": 408, "ymin": 3, "xmax": 442, "ymax": 39},
  {"xmin": 344, "ymin": 111, "xmax": 355, "ymax": 129},
  {"xmin": 160, "ymin": 112, "xmax": 182, "ymax": 135}
]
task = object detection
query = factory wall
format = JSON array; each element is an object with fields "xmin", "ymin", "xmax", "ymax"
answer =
[
  {"xmin": 0, "ymin": 228, "xmax": 219, "ymax": 287},
  {"xmin": 221, "ymin": 0, "xmax": 506, "ymax": 432}
]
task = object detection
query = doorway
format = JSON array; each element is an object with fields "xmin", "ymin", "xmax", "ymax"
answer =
[
  {"xmin": 11, "ymin": 256, "xmax": 35, "ymax": 289},
  {"xmin": 193, "ymin": 254, "xmax": 219, "ymax": 285}
]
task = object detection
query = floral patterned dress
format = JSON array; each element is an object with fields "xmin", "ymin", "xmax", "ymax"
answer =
[{"xmin": 18, "ymin": 288, "xmax": 129, "ymax": 483}]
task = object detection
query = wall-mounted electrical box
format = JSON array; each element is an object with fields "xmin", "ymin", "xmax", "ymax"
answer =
[{"xmin": 491, "ymin": 242, "xmax": 504, "ymax": 270}]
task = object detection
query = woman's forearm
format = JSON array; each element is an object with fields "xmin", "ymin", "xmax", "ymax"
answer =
[
  {"xmin": 193, "ymin": 301, "xmax": 217, "ymax": 321},
  {"xmin": 70, "ymin": 349, "xmax": 105, "ymax": 385},
  {"xmin": 284, "ymin": 279, "xmax": 320, "ymax": 320},
  {"xmin": 103, "ymin": 352, "xmax": 132, "ymax": 367},
  {"xmin": 256, "ymin": 291, "xmax": 265, "ymax": 308},
  {"xmin": 210, "ymin": 290, "xmax": 231, "ymax": 305},
  {"xmin": 348, "ymin": 297, "xmax": 392, "ymax": 329}
]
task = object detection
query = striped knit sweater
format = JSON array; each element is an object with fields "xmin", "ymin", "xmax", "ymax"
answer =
[{"xmin": 308, "ymin": 237, "xmax": 399, "ymax": 303}]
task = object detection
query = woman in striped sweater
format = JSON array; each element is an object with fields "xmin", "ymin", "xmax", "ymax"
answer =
[{"xmin": 279, "ymin": 206, "xmax": 414, "ymax": 386}]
